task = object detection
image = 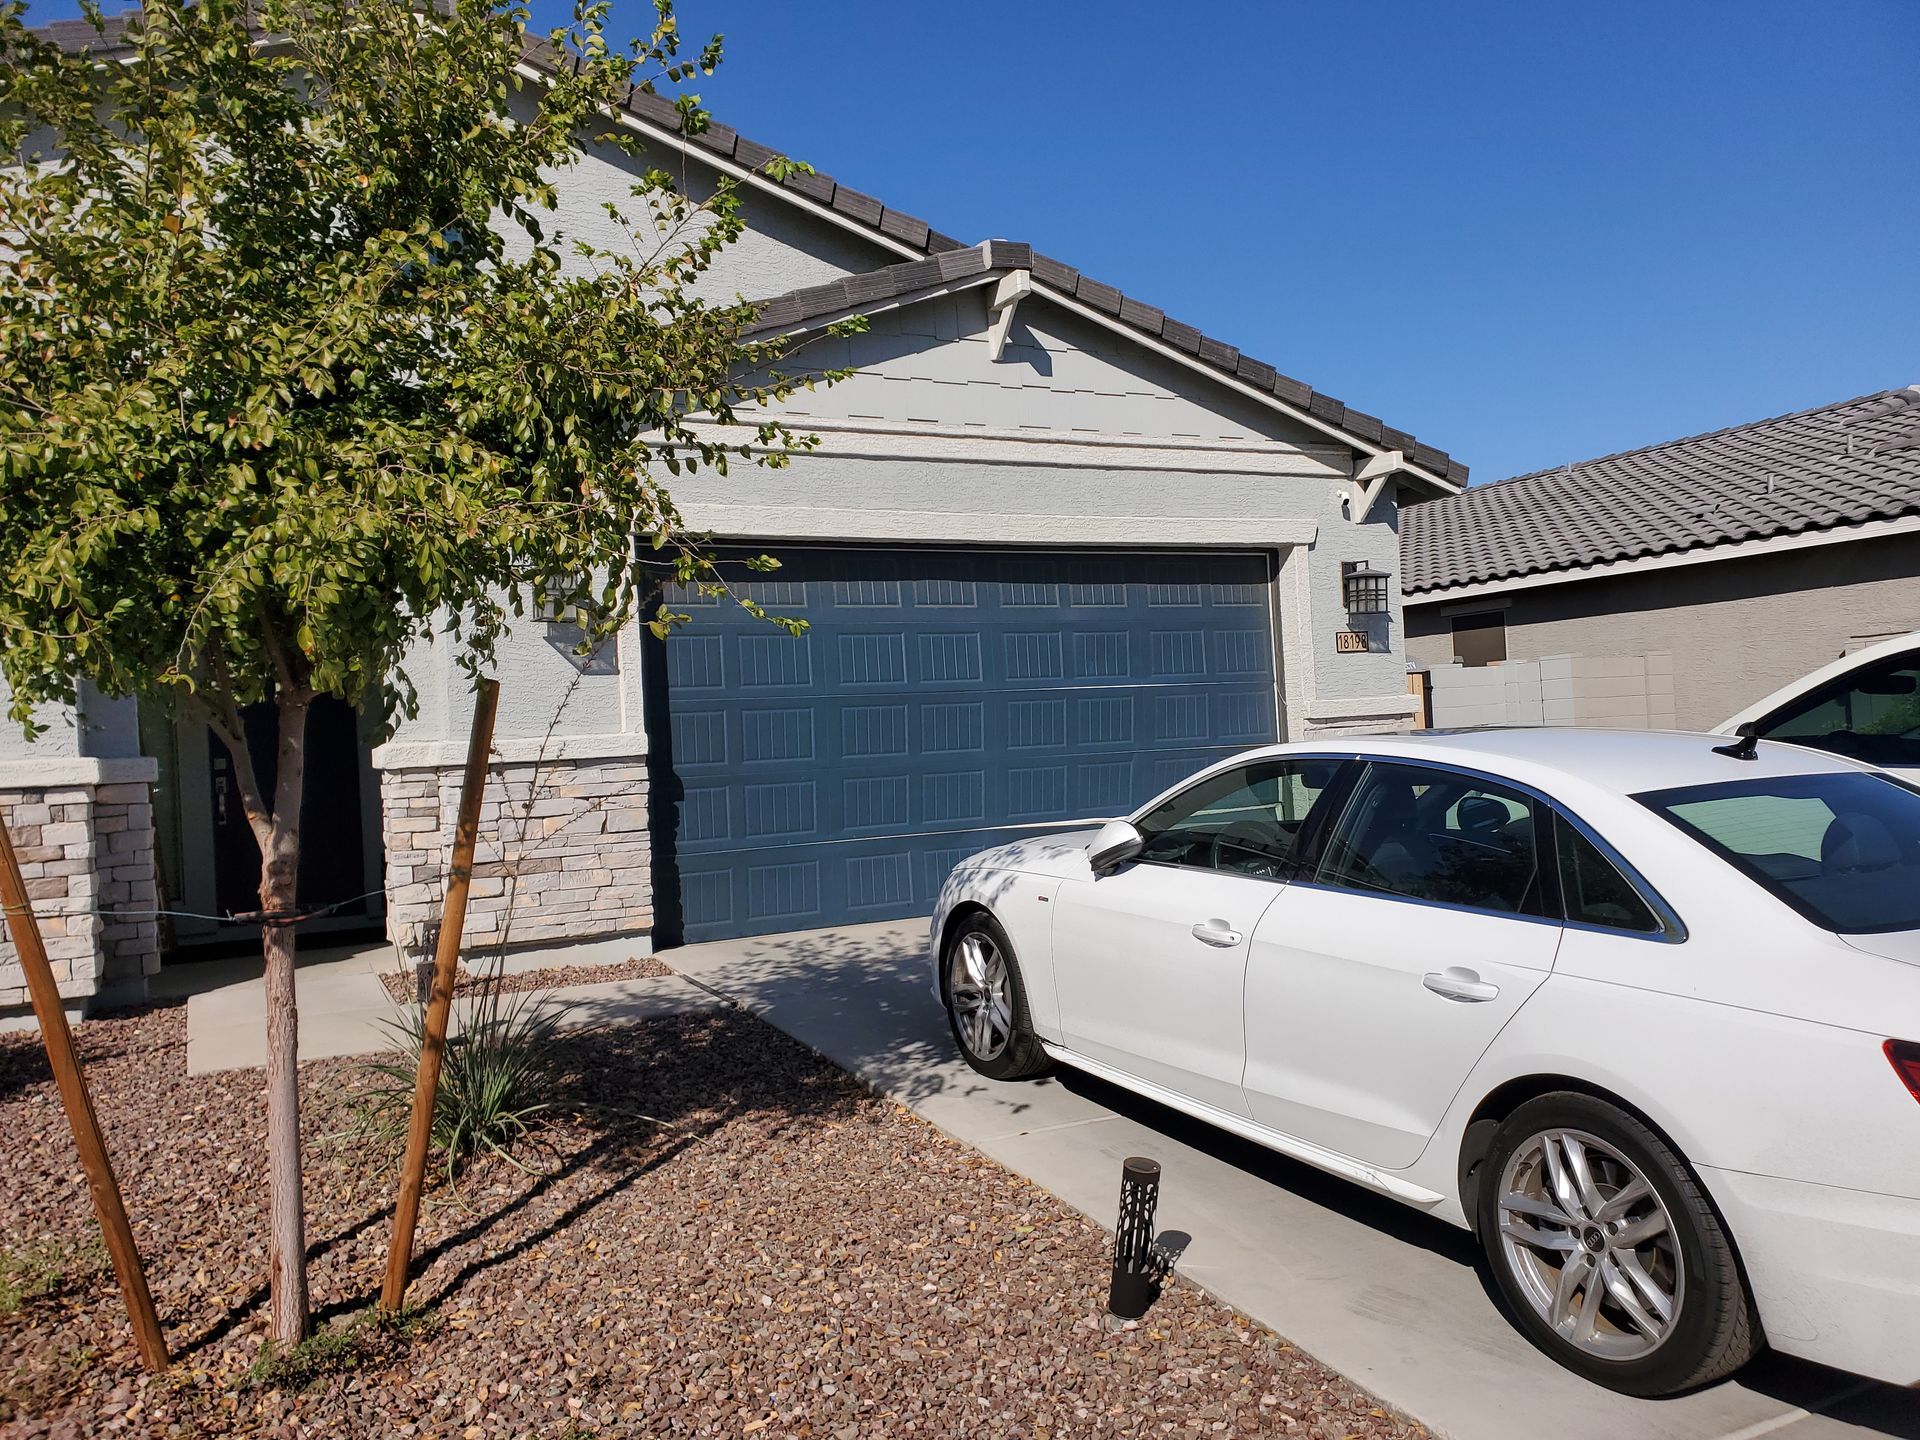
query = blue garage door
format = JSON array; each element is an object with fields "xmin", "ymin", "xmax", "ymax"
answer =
[{"xmin": 660, "ymin": 547, "xmax": 1279, "ymax": 942}]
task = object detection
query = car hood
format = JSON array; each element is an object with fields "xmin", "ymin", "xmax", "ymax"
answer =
[{"xmin": 954, "ymin": 828, "xmax": 1103, "ymax": 882}]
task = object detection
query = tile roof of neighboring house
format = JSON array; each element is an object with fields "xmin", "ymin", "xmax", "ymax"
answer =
[
  {"xmin": 1401, "ymin": 386, "xmax": 1920, "ymax": 596},
  {"xmin": 746, "ymin": 240, "xmax": 1468, "ymax": 486},
  {"xmin": 37, "ymin": 11, "xmax": 1465, "ymax": 485}
]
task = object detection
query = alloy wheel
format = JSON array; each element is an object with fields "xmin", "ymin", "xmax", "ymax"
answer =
[
  {"xmin": 947, "ymin": 932, "xmax": 1013, "ymax": 1062},
  {"xmin": 1496, "ymin": 1127, "xmax": 1685, "ymax": 1361}
]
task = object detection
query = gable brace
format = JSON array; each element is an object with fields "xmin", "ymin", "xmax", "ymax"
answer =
[
  {"xmin": 985, "ymin": 270, "xmax": 1032, "ymax": 361},
  {"xmin": 1347, "ymin": 449, "xmax": 1404, "ymax": 523}
]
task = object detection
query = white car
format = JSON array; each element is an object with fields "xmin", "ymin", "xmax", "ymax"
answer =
[
  {"xmin": 930, "ymin": 728, "xmax": 1920, "ymax": 1396},
  {"xmin": 1718, "ymin": 630, "xmax": 1920, "ymax": 785}
]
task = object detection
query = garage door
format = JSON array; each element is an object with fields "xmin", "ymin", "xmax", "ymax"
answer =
[{"xmin": 659, "ymin": 547, "xmax": 1280, "ymax": 943}]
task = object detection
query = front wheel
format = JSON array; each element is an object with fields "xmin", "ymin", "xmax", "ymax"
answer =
[
  {"xmin": 1476, "ymin": 1093, "xmax": 1758, "ymax": 1395},
  {"xmin": 941, "ymin": 912, "xmax": 1050, "ymax": 1080}
]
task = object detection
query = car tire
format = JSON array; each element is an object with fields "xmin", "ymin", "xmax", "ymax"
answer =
[
  {"xmin": 941, "ymin": 911, "xmax": 1051, "ymax": 1081},
  {"xmin": 1475, "ymin": 1092, "xmax": 1758, "ymax": 1396}
]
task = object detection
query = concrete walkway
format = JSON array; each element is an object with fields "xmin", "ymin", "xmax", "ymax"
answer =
[
  {"xmin": 178, "ymin": 942, "xmax": 716, "ymax": 1076},
  {"xmin": 662, "ymin": 919, "xmax": 1916, "ymax": 1440}
]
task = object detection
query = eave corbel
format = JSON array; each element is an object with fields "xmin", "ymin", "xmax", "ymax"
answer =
[
  {"xmin": 1347, "ymin": 449, "xmax": 1404, "ymax": 523},
  {"xmin": 986, "ymin": 269, "xmax": 1033, "ymax": 361}
]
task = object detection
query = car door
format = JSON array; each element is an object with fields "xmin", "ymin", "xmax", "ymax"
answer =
[
  {"xmin": 1051, "ymin": 756, "xmax": 1346, "ymax": 1116},
  {"xmin": 1242, "ymin": 760, "xmax": 1561, "ymax": 1169}
]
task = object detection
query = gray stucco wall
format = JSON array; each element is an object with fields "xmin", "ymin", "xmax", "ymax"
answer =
[{"xmin": 1404, "ymin": 530, "xmax": 1920, "ymax": 731}]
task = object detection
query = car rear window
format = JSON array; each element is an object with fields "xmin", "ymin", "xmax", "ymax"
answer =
[{"xmin": 1637, "ymin": 770, "xmax": 1920, "ymax": 933}]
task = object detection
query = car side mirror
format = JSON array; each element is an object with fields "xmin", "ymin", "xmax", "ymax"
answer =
[{"xmin": 1088, "ymin": 819, "xmax": 1144, "ymax": 875}]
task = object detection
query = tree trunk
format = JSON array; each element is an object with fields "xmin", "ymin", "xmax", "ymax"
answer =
[{"xmin": 259, "ymin": 689, "xmax": 312, "ymax": 1344}]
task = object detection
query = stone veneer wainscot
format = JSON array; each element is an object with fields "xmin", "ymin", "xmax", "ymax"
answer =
[
  {"xmin": 376, "ymin": 751, "xmax": 651, "ymax": 964},
  {"xmin": 0, "ymin": 757, "xmax": 161, "ymax": 1012}
]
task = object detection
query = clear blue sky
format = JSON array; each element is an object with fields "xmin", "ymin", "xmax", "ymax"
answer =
[{"xmin": 25, "ymin": 1, "xmax": 1920, "ymax": 481}]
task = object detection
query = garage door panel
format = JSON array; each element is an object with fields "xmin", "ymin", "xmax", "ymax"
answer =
[{"xmin": 662, "ymin": 547, "xmax": 1280, "ymax": 942}]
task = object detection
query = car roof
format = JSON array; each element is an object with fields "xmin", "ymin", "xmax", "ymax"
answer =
[
  {"xmin": 1263, "ymin": 726, "xmax": 1874, "ymax": 798},
  {"xmin": 1717, "ymin": 630, "xmax": 1920, "ymax": 735}
]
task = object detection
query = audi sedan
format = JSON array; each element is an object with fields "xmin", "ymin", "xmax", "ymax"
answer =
[{"xmin": 929, "ymin": 728, "xmax": 1920, "ymax": 1396}]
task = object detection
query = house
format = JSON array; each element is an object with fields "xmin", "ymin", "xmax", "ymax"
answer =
[
  {"xmin": 1402, "ymin": 387, "xmax": 1920, "ymax": 732},
  {"xmin": 1, "ymin": 20, "xmax": 1468, "ymax": 1017}
]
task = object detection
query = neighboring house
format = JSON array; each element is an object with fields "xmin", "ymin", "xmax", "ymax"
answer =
[
  {"xmin": 1, "ymin": 21, "xmax": 1468, "ymax": 1017},
  {"xmin": 1402, "ymin": 387, "xmax": 1920, "ymax": 733}
]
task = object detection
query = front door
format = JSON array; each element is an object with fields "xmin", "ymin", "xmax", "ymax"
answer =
[
  {"xmin": 1242, "ymin": 760, "xmax": 1560, "ymax": 1169},
  {"xmin": 1050, "ymin": 756, "xmax": 1341, "ymax": 1115},
  {"xmin": 209, "ymin": 697, "xmax": 369, "ymax": 918}
]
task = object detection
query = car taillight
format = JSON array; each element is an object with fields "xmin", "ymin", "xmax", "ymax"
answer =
[{"xmin": 1887, "ymin": 1039, "xmax": 1920, "ymax": 1104}]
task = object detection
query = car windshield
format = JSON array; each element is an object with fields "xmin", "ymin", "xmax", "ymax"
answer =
[{"xmin": 1637, "ymin": 770, "xmax": 1920, "ymax": 933}]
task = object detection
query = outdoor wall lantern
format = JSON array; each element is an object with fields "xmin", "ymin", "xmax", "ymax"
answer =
[{"xmin": 1341, "ymin": 560, "xmax": 1392, "ymax": 616}]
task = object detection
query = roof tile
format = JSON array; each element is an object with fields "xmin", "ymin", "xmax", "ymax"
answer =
[
  {"xmin": 1309, "ymin": 393, "xmax": 1346, "ymax": 425},
  {"xmin": 1119, "ymin": 296, "xmax": 1166, "ymax": 335},
  {"xmin": 1074, "ymin": 277, "xmax": 1124, "ymax": 315},
  {"xmin": 733, "ymin": 137, "xmax": 780, "ymax": 172},
  {"xmin": 782, "ymin": 168, "xmax": 835, "ymax": 204},
  {"xmin": 1160, "ymin": 319, "xmax": 1204, "ymax": 354},
  {"xmin": 877, "ymin": 209, "xmax": 931, "ymax": 249},
  {"xmin": 1402, "ymin": 387, "xmax": 1920, "ymax": 593},
  {"xmin": 1272, "ymin": 374, "xmax": 1313, "ymax": 409},
  {"xmin": 1197, "ymin": 337, "xmax": 1239, "ymax": 371},
  {"xmin": 1031, "ymin": 253, "xmax": 1080, "ymax": 291}
]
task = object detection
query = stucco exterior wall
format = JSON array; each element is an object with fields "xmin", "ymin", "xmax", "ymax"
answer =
[{"xmin": 1404, "ymin": 530, "xmax": 1920, "ymax": 731}]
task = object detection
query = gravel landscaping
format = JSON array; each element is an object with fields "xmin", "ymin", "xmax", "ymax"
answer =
[
  {"xmin": 375, "ymin": 954, "xmax": 676, "ymax": 1005},
  {"xmin": 0, "ymin": 1003, "xmax": 1424, "ymax": 1438}
]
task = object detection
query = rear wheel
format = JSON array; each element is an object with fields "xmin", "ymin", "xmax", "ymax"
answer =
[
  {"xmin": 1477, "ymin": 1093, "xmax": 1758, "ymax": 1395},
  {"xmin": 941, "ymin": 912, "xmax": 1050, "ymax": 1080}
]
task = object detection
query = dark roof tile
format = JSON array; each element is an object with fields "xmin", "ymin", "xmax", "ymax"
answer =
[
  {"xmin": 782, "ymin": 168, "xmax": 835, "ymax": 204},
  {"xmin": 1119, "ymin": 296, "xmax": 1166, "ymax": 335},
  {"xmin": 1031, "ymin": 253, "xmax": 1080, "ymax": 291},
  {"xmin": 733, "ymin": 136, "xmax": 780, "ymax": 172},
  {"xmin": 1402, "ymin": 387, "xmax": 1920, "ymax": 593},
  {"xmin": 1197, "ymin": 337, "xmax": 1239, "ymax": 371},
  {"xmin": 877, "ymin": 209, "xmax": 931, "ymax": 249},
  {"xmin": 984, "ymin": 240, "xmax": 1033, "ymax": 270},
  {"xmin": 1075, "ymin": 277, "xmax": 1124, "ymax": 315},
  {"xmin": 830, "ymin": 185, "xmax": 885, "ymax": 226},
  {"xmin": 1309, "ymin": 393, "xmax": 1346, "ymax": 425},
  {"xmin": 1272, "ymin": 374, "xmax": 1313, "ymax": 408},
  {"xmin": 1235, "ymin": 356, "xmax": 1277, "ymax": 391},
  {"xmin": 1161, "ymin": 319, "xmax": 1204, "ymax": 354}
]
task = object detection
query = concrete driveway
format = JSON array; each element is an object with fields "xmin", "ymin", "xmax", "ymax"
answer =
[{"xmin": 663, "ymin": 919, "xmax": 1916, "ymax": 1440}]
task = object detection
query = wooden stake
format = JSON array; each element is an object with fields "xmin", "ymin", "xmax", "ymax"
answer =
[
  {"xmin": 0, "ymin": 807, "xmax": 168, "ymax": 1371},
  {"xmin": 380, "ymin": 677, "xmax": 499, "ymax": 1311}
]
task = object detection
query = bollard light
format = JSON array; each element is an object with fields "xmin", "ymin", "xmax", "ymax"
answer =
[{"xmin": 1107, "ymin": 1156, "xmax": 1163, "ymax": 1320}]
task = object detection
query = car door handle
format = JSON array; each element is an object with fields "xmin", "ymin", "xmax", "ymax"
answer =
[
  {"xmin": 1422, "ymin": 968, "xmax": 1500, "ymax": 1003},
  {"xmin": 1191, "ymin": 919, "xmax": 1244, "ymax": 947}
]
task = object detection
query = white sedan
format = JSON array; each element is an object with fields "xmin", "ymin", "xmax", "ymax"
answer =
[{"xmin": 930, "ymin": 728, "xmax": 1920, "ymax": 1396}]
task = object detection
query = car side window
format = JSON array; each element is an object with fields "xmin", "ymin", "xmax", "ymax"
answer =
[
  {"xmin": 1135, "ymin": 758, "xmax": 1342, "ymax": 879},
  {"xmin": 1756, "ymin": 651, "xmax": 1920, "ymax": 769},
  {"xmin": 1316, "ymin": 761, "xmax": 1551, "ymax": 917},
  {"xmin": 1553, "ymin": 813, "xmax": 1662, "ymax": 934}
]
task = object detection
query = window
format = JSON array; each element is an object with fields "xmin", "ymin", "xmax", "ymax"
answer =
[
  {"xmin": 1754, "ymin": 651, "xmax": 1920, "ymax": 770},
  {"xmin": 1638, "ymin": 771, "xmax": 1920, "ymax": 933},
  {"xmin": 1554, "ymin": 813, "xmax": 1662, "ymax": 933},
  {"xmin": 1450, "ymin": 610, "xmax": 1506, "ymax": 668},
  {"xmin": 1318, "ymin": 762, "xmax": 1549, "ymax": 917},
  {"xmin": 1136, "ymin": 758, "xmax": 1343, "ymax": 879}
]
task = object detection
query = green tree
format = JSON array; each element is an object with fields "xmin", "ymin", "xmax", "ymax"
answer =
[{"xmin": 0, "ymin": 0, "xmax": 844, "ymax": 1341}]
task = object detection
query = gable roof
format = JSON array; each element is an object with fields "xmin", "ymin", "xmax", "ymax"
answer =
[
  {"xmin": 745, "ymin": 240, "xmax": 1467, "ymax": 489},
  {"xmin": 1401, "ymin": 386, "xmax": 1920, "ymax": 597},
  {"xmin": 38, "ymin": 11, "xmax": 1464, "ymax": 485}
]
